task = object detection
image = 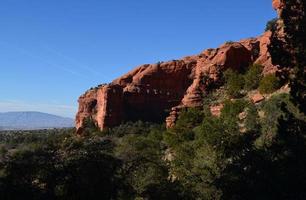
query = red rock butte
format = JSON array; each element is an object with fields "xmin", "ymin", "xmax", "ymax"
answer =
[{"xmin": 75, "ymin": 1, "xmax": 284, "ymax": 133}]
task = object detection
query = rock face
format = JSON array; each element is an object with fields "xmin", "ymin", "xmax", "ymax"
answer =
[
  {"xmin": 251, "ymin": 93, "xmax": 265, "ymax": 104},
  {"xmin": 272, "ymin": 0, "xmax": 284, "ymax": 15},
  {"xmin": 76, "ymin": 30, "xmax": 280, "ymax": 132},
  {"xmin": 75, "ymin": 0, "xmax": 294, "ymax": 132}
]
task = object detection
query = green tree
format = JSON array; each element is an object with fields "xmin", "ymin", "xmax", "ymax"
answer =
[
  {"xmin": 244, "ymin": 64, "xmax": 263, "ymax": 90},
  {"xmin": 268, "ymin": 0, "xmax": 306, "ymax": 114},
  {"xmin": 220, "ymin": 99, "xmax": 248, "ymax": 120},
  {"xmin": 265, "ymin": 18, "xmax": 278, "ymax": 31},
  {"xmin": 249, "ymin": 94, "xmax": 306, "ymax": 199},
  {"xmin": 0, "ymin": 146, "xmax": 58, "ymax": 200},
  {"xmin": 164, "ymin": 108, "xmax": 203, "ymax": 148},
  {"xmin": 56, "ymin": 140, "xmax": 127, "ymax": 200},
  {"xmin": 244, "ymin": 103, "xmax": 260, "ymax": 133},
  {"xmin": 224, "ymin": 69, "xmax": 245, "ymax": 98},
  {"xmin": 259, "ymin": 74, "xmax": 280, "ymax": 94},
  {"xmin": 115, "ymin": 134, "xmax": 179, "ymax": 199}
]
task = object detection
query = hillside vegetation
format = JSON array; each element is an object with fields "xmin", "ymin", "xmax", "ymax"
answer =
[{"xmin": 1, "ymin": 77, "xmax": 305, "ymax": 200}]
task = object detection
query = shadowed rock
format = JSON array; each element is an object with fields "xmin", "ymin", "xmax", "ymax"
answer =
[{"xmin": 76, "ymin": 30, "xmax": 281, "ymax": 132}]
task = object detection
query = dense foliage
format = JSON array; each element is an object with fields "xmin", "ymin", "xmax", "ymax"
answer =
[
  {"xmin": 278, "ymin": 0, "xmax": 306, "ymax": 114},
  {"xmin": 1, "ymin": 90, "xmax": 305, "ymax": 200},
  {"xmin": 224, "ymin": 69, "xmax": 245, "ymax": 97},
  {"xmin": 258, "ymin": 74, "xmax": 280, "ymax": 94},
  {"xmin": 265, "ymin": 18, "xmax": 278, "ymax": 32},
  {"xmin": 0, "ymin": 124, "xmax": 185, "ymax": 200},
  {"xmin": 165, "ymin": 93, "xmax": 306, "ymax": 199},
  {"xmin": 224, "ymin": 64, "xmax": 267, "ymax": 97},
  {"xmin": 269, "ymin": 0, "xmax": 306, "ymax": 113},
  {"xmin": 244, "ymin": 64, "xmax": 263, "ymax": 90}
]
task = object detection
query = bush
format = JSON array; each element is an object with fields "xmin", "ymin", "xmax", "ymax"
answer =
[
  {"xmin": 255, "ymin": 93, "xmax": 303, "ymax": 148},
  {"xmin": 244, "ymin": 64, "xmax": 263, "ymax": 90},
  {"xmin": 164, "ymin": 108, "xmax": 204, "ymax": 147},
  {"xmin": 224, "ymin": 69, "xmax": 245, "ymax": 98},
  {"xmin": 244, "ymin": 103, "xmax": 260, "ymax": 132},
  {"xmin": 106, "ymin": 121, "xmax": 165, "ymax": 137},
  {"xmin": 221, "ymin": 99, "xmax": 248, "ymax": 119},
  {"xmin": 265, "ymin": 18, "xmax": 278, "ymax": 31},
  {"xmin": 259, "ymin": 74, "xmax": 280, "ymax": 94},
  {"xmin": 225, "ymin": 41, "xmax": 234, "ymax": 45}
]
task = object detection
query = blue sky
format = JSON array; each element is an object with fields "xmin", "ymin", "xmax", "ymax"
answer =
[{"xmin": 0, "ymin": 0, "xmax": 276, "ymax": 118}]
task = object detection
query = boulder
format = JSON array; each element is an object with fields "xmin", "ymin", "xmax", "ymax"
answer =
[{"xmin": 251, "ymin": 93, "xmax": 265, "ymax": 104}]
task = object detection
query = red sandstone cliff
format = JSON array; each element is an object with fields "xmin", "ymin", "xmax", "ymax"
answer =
[
  {"xmin": 76, "ymin": 32, "xmax": 279, "ymax": 133},
  {"xmin": 76, "ymin": 1, "xmax": 285, "ymax": 133}
]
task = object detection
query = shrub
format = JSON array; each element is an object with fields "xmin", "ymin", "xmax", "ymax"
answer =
[
  {"xmin": 255, "ymin": 93, "xmax": 305, "ymax": 149},
  {"xmin": 221, "ymin": 99, "xmax": 248, "ymax": 120},
  {"xmin": 82, "ymin": 117, "xmax": 102, "ymax": 136},
  {"xmin": 164, "ymin": 108, "xmax": 204, "ymax": 147},
  {"xmin": 244, "ymin": 64, "xmax": 263, "ymax": 90},
  {"xmin": 225, "ymin": 41, "xmax": 234, "ymax": 45},
  {"xmin": 107, "ymin": 121, "xmax": 165, "ymax": 137},
  {"xmin": 0, "ymin": 145, "xmax": 7, "ymax": 156},
  {"xmin": 265, "ymin": 18, "xmax": 278, "ymax": 31},
  {"xmin": 244, "ymin": 103, "xmax": 260, "ymax": 132},
  {"xmin": 224, "ymin": 69, "xmax": 245, "ymax": 98},
  {"xmin": 259, "ymin": 74, "xmax": 280, "ymax": 94}
]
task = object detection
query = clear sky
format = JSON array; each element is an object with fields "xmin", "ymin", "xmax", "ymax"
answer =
[{"xmin": 0, "ymin": 0, "xmax": 276, "ymax": 118}]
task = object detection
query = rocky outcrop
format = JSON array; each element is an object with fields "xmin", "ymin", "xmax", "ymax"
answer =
[
  {"xmin": 251, "ymin": 93, "xmax": 265, "ymax": 104},
  {"xmin": 272, "ymin": 0, "xmax": 284, "ymax": 15},
  {"xmin": 76, "ymin": 29, "xmax": 281, "ymax": 132},
  {"xmin": 75, "ymin": 85, "xmax": 124, "ymax": 134}
]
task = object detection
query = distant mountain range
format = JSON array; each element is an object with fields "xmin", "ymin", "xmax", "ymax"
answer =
[{"xmin": 0, "ymin": 112, "xmax": 74, "ymax": 130}]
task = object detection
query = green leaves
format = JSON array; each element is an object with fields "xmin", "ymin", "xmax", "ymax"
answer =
[
  {"xmin": 259, "ymin": 74, "xmax": 281, "ymax": 94},
  {"xmin": 224, "ymin": 69, "xmax": 245, "ymax": 98},
  {"xmin": 244, "ymin": 64, "xmax": 263, "ymax": 91},
  {"xmin": 265, "ymin": 18, "xmax": 278, "ymax": 32},
  {"xmin": 1, "ymin": 91, "xmax": 305, "ymax": 199}
]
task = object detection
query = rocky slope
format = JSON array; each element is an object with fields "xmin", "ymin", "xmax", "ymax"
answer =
[{"xmin": 75, "ymin": 1, "xmax": 290, "ymax": 133}]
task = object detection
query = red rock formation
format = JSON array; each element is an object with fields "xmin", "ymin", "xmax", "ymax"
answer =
[
  {"xmin": 273, "ymin": 0, "xmax": 284, "ymax": 15},
  {"xmin": 76, "ymin": 29, "xmax": 281, "ymax": 132},
  {"xmin": 251, "ymin": 93, "xmax": 265, "ymax": 104},
  {"xmin": 75, "ymin": 0, "xmax": 292, "ymax": 132}
]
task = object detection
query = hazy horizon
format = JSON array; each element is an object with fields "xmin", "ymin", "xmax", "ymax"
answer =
[
  {"xmin": 0, "ymin": 0, "xmax": 276, "ymax": 118},
  {"xmin": 0, "ymin": 110, "xmax": 74, "ymax": 119}
]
